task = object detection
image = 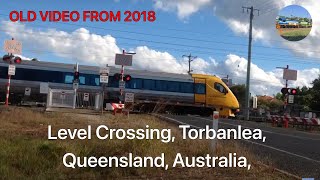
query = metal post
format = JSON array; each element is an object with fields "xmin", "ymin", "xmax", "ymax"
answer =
[
  {"xmin": 284, "ymin": 65, "xmax": 289, "ymax": 112},
  {"xmin": 5, "ymin": 75, "xmax": 11, "ymax": 106},
  {"xmin": 245, "ymin": 6, "xmax": 254, "ymax": 121},
  {"xmin": 119, "ymin": 50, "xmax": 125, "ymax": 104},
  {"xmin": 73, "ymin": 63, "xmax": 79, "ymax": 109},
  {"xmin": 101, "ymin": 84, "xmax": 105, "ymax": 114},
  {"xmin": 212, "ymin": 111, "xmax": 219, "ymax": 153}
]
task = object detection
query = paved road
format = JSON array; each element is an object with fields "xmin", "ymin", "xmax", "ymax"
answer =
[{"xmin": 158, "ymin": 114, "xmax": 320, "ymax": 179}]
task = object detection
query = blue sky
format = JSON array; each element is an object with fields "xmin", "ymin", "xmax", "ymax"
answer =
[
  {"xmin": 0, "ymin": 0, "xmax": 319, "ymax": 95},
  {"xmin": 279, "ymin": 5, "xmax": 312, "ymax": 18}
]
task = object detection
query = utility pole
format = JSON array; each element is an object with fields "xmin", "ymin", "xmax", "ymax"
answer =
[
  {"xmin": 182, "ymin": 53, "xmax": 197, "ymax": 74},
  {"xmin": 243, "ymin": 6, "xmax": 259, "ymax": 121}
]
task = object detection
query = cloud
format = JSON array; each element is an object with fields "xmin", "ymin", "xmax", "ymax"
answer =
[
  {"xmin": 132, "ymin": 46, "xmax": 185, "ymax": 73},
  {"xmin": 1, "ymin": 21, "xmax": 318, "ymax": 96},
  {"xmin": 1, "ymin": 21, "xmax": 122, "ymax": 66},
  {"xmin": 154, "ymin": 0, "xmax": 212, "ymax": 19},
  {"xmin": 154, "ymin": 0, "xmax": 320, "ymax": 58}
]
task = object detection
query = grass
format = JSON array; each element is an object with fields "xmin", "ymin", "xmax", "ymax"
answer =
[
  {"xmin": 0, "ymin": 107, "xmax": 293, "ymax": 179},
  {"xmin": 279, "ymin": 28, "xmax": 312, "ymax": 41}
]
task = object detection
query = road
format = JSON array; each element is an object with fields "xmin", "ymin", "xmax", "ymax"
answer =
[{"xmin": 157, "ymin": 114, "xmax": 320, "ymax": 179}]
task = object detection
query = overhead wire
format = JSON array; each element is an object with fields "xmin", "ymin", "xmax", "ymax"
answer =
[{"xmin": 0, "ymin": 25, "xmax": 319, "ymax": 67}]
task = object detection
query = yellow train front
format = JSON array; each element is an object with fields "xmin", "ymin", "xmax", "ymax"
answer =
[{"xmin": 192, "ymin": 74, "xmax": 240, "ymax": 117}]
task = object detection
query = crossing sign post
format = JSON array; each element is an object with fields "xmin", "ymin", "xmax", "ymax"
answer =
[
  {"xmin": 125, "ymin": 93, "xmax": 134, "ymax": 103},
  {"xmin": 4, "ymin": 39, "xmax": 22, "ymax": 55},
  {"xmin": 3, "ymin": 38, "xmax": 22, "ymax": 107},
  {"xmin": 119, "ymin": 81, "xmax": 125, "ymax": 90},
  {"xmin": 288, "ymin": 95, "xmax": 294, "ymax": 104},
  {"xmin": 8, "ymin": 65, "xmax": 16, "ymax": 75},
  {"xmin": 100, "ymin": 66, "xmax": 110, "ymax": 114},
  {"xmin": 100, "ymin": 67, "xmax": 109, "ymax": 84}
]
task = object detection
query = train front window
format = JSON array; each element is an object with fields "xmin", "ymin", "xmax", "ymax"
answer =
[
  {"xmin": 195, "ymin": 83, "xmax": 205, "ymax": 94},
  {"xmin": 214, "ymin": 83, "xmax": 227, "ymax": 94}
]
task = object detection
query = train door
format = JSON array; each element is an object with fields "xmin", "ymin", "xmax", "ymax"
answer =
[{"xmin": 194, "ymin": 78, "xmax": 206, "ymax": 104}]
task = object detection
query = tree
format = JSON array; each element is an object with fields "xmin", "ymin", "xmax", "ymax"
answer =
[
  {"xmin": 229, "ymin": 84, "xmax": 246, "ymax": 108},
  {"xmin": 309, "ymin": 75, "xmax": 320, "ymax": 111},
  {"xmin": 275, "ymin": 93, "xmax": 284, "ymax": 101}
]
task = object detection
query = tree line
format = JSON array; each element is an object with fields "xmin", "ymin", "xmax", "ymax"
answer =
[{"xmin": 229, "ymin": 75, "xmax": 320, "ymax": 113}]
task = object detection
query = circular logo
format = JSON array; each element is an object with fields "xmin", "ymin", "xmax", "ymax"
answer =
[{"xmin": 276, "ymin": 5, "xmax": 312, "ymax": 41}]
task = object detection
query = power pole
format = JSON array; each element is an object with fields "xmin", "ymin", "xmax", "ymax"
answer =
[
  {"xmin": 243, "ymin": 6, "xmax": 259, "ymax": 121},
  {"xmin": 182, "ymin": 53, "xmax": 197, "ymax": 74}
]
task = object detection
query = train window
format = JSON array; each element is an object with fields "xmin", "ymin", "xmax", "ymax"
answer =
[
  {"xmin": 109, "ymin": 76, "xmax": 119, "ymax": 87},
  {"xmin": 180, "ymin": 82, "xmax": 194, "ymax": 93},
  {"xmin": 128, "ymin": 78, "xmax": 142, "ymax": 89},
  {"xmin": 79, "ymin": 76, "xmax": 85, "ymax": 85},
  {"xmin": 94, "ymin": 77, "xmax": 100, "ymax": 86},
  {"xmin": 0, "ymin": 66, "xmax": 7, "ymax": 79},
  {"xmin": 65, "ymin": 75, "xmax": 73, "ymax": 84},
  {"xmin": 155, "ymin": 80, "xmax": 167, "ymax": 91},
  {"xmin": 143, "ymin": 79, "xmax": 156, "ymax": 90},
  {"xmin": 214, "ymin": 83, "xmax": 227, "ymax": 94},
  {"xmin": 195, "ymin": 83, "xmax": 206, "ymax": 94},
  {"xmin": 167, "ymin": 81, "xmax": 180, "ymax": 92}
]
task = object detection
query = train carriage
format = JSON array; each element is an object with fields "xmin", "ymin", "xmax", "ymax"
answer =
[{"xmin": 0, "ymin": 60, "xmax": 239, "ymax": 117}]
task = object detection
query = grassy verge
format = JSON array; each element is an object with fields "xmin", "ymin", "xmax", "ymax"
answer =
[
  {"xmin": 0, "ymin": 107, "xmax": 292, "ymax": 179},
  {"xmin": 279, "ymin": 28, "xmax": 311, "ymax": 41}
]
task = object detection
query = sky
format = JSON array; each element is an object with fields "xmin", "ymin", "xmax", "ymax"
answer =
[
  {"xmin": 279, "ymin": 4, "xmax": 312, "ymax": 18},
  {"xmin": 0, "ymin": 0, "xmax": 319, "ymax": 96}
]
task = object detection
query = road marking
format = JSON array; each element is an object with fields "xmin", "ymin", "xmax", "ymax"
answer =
[
  {"xmin": 159, "ymin": 114, "xmax": 320, "ymax": 165},
  {"xmin": 192, "ymin": 116, "xmax": 320, "ymax": 141}
]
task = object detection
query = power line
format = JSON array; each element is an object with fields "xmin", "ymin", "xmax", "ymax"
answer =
[
  {"xmin": 1, "ymin": 22, "xmax": 320, "ymax": 59},
  {"xmin": 1, "ymin": 27, "xmax": 320, "ymax": 67}
]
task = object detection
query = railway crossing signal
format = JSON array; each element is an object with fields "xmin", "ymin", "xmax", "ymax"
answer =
[
  {"xmin": 114, "ymin": 73, "xmax": 132, "ymax": 82},
  {"xmin": 281, "ymin": 88, "xmax": 297, "ymax": 95},
  {"xmin": 2, "ymin": 54, "xmax": 22, "ymax": 64},
  {"xmin": 2, "ymin": 54, "xmax": 23, "ymax": 107}
]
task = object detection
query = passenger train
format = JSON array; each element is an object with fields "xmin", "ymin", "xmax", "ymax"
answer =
[{"xmin": 0, "ymin": 60, "xmax": 239, "ymax": 117}]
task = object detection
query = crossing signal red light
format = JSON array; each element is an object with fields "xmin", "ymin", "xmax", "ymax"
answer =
[
  {"xmin": 123, "ymin": 75, "xmax": 131, "ymax": 82},
  {"xmin": 289, "ymin": 88, "xmax": 297, "ymax": 95},
  {"xmin": 2, "ymin": 55, "xmax": 23, "ymax": 64},
  {"xmin": 281, "ymin": 88, "xmax": 297, "ymax": 95},
  {"xmin": 14, "ymin": 57, "xmax": 22, "ymax": 64}
]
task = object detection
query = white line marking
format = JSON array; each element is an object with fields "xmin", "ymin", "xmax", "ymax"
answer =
[{"xmin": 158, "ymin": 114, "xmax": 320, "ymax": 164}]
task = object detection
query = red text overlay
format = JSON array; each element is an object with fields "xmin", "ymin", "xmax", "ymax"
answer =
[{"xmin": 9, "ymin": 10, "xmax": 156, "ymax": 22}]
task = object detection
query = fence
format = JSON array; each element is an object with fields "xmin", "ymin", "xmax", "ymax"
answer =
[{"xmin": 46, "ymin": 88, "xmax": 102, "ymax": 110}]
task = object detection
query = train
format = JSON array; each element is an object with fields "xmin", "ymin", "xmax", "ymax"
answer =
[
  {"xmin": 276, "ymin": 17, "xmax": 312, "ymax": 28},
  {"xmin": 0, "ymin": 60, "xmax": 240, "ymax": 117}
]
